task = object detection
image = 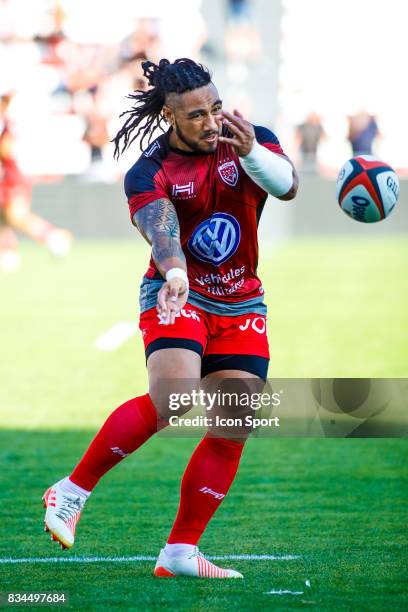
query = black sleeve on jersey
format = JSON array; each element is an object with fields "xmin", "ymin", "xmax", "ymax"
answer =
[
  {"xmin": 253, "ymin": 125, "xmax": 280, "ymax": 146},
  {"xmin": 124, "ymin": 157, "xmax": 160, "ymax": 199}
]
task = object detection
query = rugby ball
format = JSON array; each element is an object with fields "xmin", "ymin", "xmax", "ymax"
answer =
[{"xmin": 336, "ymin": 156, "xmax": 399, "ymax": 222}]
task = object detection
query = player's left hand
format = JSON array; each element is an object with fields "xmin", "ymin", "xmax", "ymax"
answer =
[
  {"xmin": 156, "ymin": 278, "xmax": 188, "ymax": 325},
  {"xmin": 218, "ymin": 110, "xmax": 255, "ymax": 157}
]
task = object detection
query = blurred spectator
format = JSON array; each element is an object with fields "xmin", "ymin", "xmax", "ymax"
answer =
[
  {"xmin": 228, "ymin": 0, "xmax": 251, "ymax": 20},
  {"xmin": 225, "ymin": 0, "xmax": 261, "ymax": 66},
  {"xmin": 295, "ymin": 112, "xmax": 325, "ymax": 173},
  {"xmin": 119, "ymin": 18, "xmax": 160, "ymax": 64},
  {"xmin": 83, "ymin": 99, "xmax": 110, "ymax": 160},
  {"xmin": 347, "ymin": 110, "xmax": 379, "ymax": 156},
  {"xmin": 223, "ymin": 0, "xmax": 260, "ymax": 121},
  {"xmin": 0, "ymin": 93, "xmax": 72, "ymax": 272},
  {"xmin": 0, "ymin": 0, "xmax": 210, "ymax": 178},
  {"xmin": 0, "ymin": 2, "xmax": 163, "ymax": 178}
]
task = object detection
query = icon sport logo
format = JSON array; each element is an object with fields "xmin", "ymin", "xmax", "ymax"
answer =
[{"xmin": 188, "ymin": 212, "xmax": 241, "ymax": 266}]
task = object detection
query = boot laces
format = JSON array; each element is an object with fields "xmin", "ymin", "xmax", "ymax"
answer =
[
  {"xmin": 55, "ymin": 494, "xmax": 84, "ymax": 522},
  {"xmin": 189, "ymin": 547, "xmax": 205, "ymax": 560}
]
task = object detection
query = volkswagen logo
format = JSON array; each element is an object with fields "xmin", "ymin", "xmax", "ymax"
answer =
[{"xmin": 187, "ymin": 213, "xmax": 241, "ymax": 265}]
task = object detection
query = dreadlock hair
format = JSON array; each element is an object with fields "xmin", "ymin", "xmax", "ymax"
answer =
[{"xmin": 112, "ymin": 58, "xmax": 212, "ymax": 159}]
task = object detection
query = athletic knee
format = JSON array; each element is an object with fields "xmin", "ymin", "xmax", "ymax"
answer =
[
  {"xmin": 204, "ymin": 376, "xmax": 268, "ymax": 440},
  {"xmin": 4, "ymin": 199, "xmax": 28, "ymax": 225},
  {"xmin": 149, "ymin": 379, "xmax": 200, "ymax": 421}
]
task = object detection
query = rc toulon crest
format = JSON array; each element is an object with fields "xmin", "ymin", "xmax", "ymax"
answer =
[{"xmin": 218, "ymin": 160, "xmax": 239, "ymax": 187}]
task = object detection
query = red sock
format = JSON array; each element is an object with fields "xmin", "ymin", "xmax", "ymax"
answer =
[
  {"xmin": 167, "ymin": 434, "xmax": 244, "ymax": 545},
  {"xmin": 70, "ymin": 394, "xmax": 160, "ymax": 491}
]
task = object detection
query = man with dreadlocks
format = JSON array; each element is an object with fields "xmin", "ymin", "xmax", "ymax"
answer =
[{"xmin": 43, "ymin": 58, "xmax": 298, "ymax": 578}]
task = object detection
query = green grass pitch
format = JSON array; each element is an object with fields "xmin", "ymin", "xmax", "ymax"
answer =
[{"xmin": 0, "ymin": 238, "xmax": 407, "ymax": 610}]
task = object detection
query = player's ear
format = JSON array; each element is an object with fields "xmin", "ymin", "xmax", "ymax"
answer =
[{"xmin": 162, "ymin": 105, "xmax": 174, "ymax": 126}]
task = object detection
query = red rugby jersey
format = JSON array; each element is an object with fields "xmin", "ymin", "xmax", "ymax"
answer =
[
  {"xmin": 0, "ymin": 121, "xmax": 25, "ymax": 185},
  {"xmin": 1, "ymin": 121, "xmax": 31, "ymax": 207},
  {"xmin": 125, "ymin": 125, "xmax": 285, "ymax": 312}
]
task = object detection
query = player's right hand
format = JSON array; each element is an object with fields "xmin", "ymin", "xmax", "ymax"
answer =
[{"xmin": 157, "ymin": 278, "xmax": 189, "ymax": 325}]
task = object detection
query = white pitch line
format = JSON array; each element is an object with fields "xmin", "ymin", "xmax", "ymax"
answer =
[
  {"xmin": 0, "ymin": 554, "xmax": 300, "ymax": 565},
  {"xmin": 264, "ymin": 579, "xmax": 311, "ymax": 596},
  {"xmin": 95, "ymin": 321, "xmax": 137, "ymax": 352},
  {"xmin": 264, "ymin": 590, "xmax": 304, "ymax": 596},
  {"xmin": 211, "ymin": 555, "xmax": 299, "ymax": 560}
]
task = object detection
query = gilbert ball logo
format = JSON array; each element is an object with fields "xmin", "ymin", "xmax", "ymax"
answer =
[{"xmin": 188, "ymin": 212, "xmax": 241, "ymax": 265}]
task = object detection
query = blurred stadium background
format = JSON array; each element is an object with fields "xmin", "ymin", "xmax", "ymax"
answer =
[
  {"xmin": 1, "ymin": 1, "xmax": 407, "ymax": 609},
  {"xmin": 1, "ymin": 0, "xmax": 407, "ymax": 241}
]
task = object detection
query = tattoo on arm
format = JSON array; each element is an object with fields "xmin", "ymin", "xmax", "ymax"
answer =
[{"xmin": 133, "ymin": 198, "xmax": 186, "ymax": 274}]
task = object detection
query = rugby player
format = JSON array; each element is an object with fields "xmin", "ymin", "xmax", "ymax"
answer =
[
  {"xmin": 0, "ymin": 93, "xmax": 71, "ymax": 272},
  {"xmin": 43, "ymin": 58, "xmax": 298, "ymax": 578}
]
